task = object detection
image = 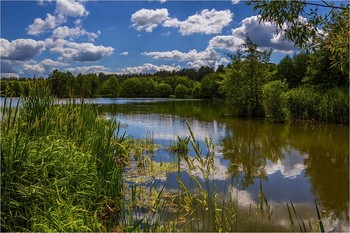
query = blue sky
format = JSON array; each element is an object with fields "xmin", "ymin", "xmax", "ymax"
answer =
[{"xmin": 1, "ymin": 0, "xmax": 298, "ymax": 78}]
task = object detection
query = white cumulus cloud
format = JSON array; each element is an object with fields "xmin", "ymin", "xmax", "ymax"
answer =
[
  {"xmin": 52, "ymin": 26, "xmax": 100, "ymax": 41},
  {"xmin": 22, "ymin": 59, "xmax": 68, "ymax": 76},
  {"xmin": 265, "ymin": 149, "xmax": 307, "ymax": 179},
  {"xmin": 163, "ymin": 9, "xmax": 233, "ymax": 35},
  {"xmin": 67, "ymin": 65, "xmax": 110, "ymax": 75},
  {"xmin": 231, "ymin": 0, "xmax": 240, "ymax": 4},
  {"xmin": 208, "ymin": 34, "xmax": 245, "ymax": 51},
  {"xmin": 143, "ymin": 48, "xmax": 221, "ymax": 68},
  {"xmin": 131, "ymin": 8, "xmax": 232, "ymax": 35},
  {"xmin": 0, "ymin": 38, "xmax": 46, "ymax": 61},
  {"xmin": 209, "ymin": 15, "xmax": 296, "ymax": 53},
  {"xmin": 46, "ymin": 38, "xmax": 114, "ymax": 62},
  {"xmin": 120, "ymin": 63, "xmax": 181, "ymax": 74},
  {"xmin": 131, "ymin": 8, "xmax": 169, "ymax": 32},
  {"xmin": 27, "ymin": 13, "xmax": 65, "ymax": 35},
  {"xmin": 56, "ymin": 0, "xmax": 89, "ymax": 18}
]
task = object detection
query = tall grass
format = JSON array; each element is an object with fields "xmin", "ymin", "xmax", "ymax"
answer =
[
  {"xmin": 284, "ymin": 87, "xmax": 348, "ymax": 124},
  {"xmin": 1, "ymin": 80, "xmax": 128, "ymax": 231}
]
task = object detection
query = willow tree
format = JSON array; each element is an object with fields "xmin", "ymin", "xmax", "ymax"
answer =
[{"xmin": 248, "ymin": 0, "xmax": 349, "ymax": 77}]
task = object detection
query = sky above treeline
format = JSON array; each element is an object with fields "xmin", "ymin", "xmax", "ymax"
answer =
[{"xmin": 1, "ymin": 0, "xmax": 299, "ymax": 78}]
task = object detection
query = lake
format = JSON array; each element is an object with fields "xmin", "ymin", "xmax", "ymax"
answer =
[
  {"xmin": 92, "ymin": 98, "xmax": 349, "ymax": 232},
  {"xmin": 1, "ymin": 97, "xmax": 349, "ymax": 231}
]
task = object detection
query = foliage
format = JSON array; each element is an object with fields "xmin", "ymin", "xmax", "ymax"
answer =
[
  {"xmin": 156, "ymin": 83, "xmax": 173, "ymax": 98},
  {"xmin": 174, "ymin": 84, "xmax": 188, "ymax": 98},
  {"xmin": 192, "ymin": 82, "xmax": 201, "ymax": 98},
  {"xmin": 200, "ymin": 76, "xmax": 213, "ymax": 98},
  {"xmin": 304, "ymin": 47, "xmax": 348, "ymax": 89},
  {"xmin": 100, "ymin": 75, "xmax": 120, "ymax": 97},
  {"xmin": 47, "ymin": 70, "xmax": 75, "ymax": 97},
  {"xmin": 248, "ymin": 0, "xmax": 349, "ymax": 79},
  {"xmin": 222, "ymin": 37, "xmax": 273, "ymax": 117},
  {"xmin": 121, "ymin": 77, "xmax": 141, "ymax": 97},
  {"xmin": 275, "ymin": 55, "xmax": 298, "ymax": 88},
  {"xmin": 140, "ymin": 78, "xmax": 157, "ymax": 97},
  {"xmin": 262, "ymin": 80, "xmax": 289, "ymax": 122},
  {"xmin": 284, "ymin": 87, "xmax": 349, "ymax": 124}
]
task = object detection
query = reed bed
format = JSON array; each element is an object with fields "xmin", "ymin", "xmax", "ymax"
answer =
[{"xmin": 1, "ymin": 81, "xmax": 128, "ymax": 231}]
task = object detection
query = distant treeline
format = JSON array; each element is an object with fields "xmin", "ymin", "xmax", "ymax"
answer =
[
  {"xmin": 1, "ymin": 38, "xmax": 348, "ymax": 124},
  {"xmin": 0, "ymin": 66, "xmax": 224, "ymax": 99}
]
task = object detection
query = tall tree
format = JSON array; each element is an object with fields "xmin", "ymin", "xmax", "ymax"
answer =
[{"xmin": 222, "ymin": 37, "xmax": 273, "ymax": 117}]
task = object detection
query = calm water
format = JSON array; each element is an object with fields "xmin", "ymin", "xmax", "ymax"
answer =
[
  {"xmin": 2, "ymin": 97, "xmax": 349, "ymax": 231},
  {"xmin": 92, "ymin": 98, "xmax": 349, "ymax": 232}
]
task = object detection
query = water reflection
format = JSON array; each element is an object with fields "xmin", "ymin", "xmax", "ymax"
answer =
[
  {"xmin": 96, "ymin": 99, "xmax": 349, "ymax": 224},
  {"xmin": 221, "ymin": 119, "xmax": 289, "ymax": 188},
  {"xmin": 290, "ymin": 124, "xmax": 349, "ymax": 220}
]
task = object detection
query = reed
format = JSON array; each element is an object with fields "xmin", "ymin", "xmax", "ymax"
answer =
[{"xmin": 1, "ymin": 80, "xmax": 128, "ymax": 231}]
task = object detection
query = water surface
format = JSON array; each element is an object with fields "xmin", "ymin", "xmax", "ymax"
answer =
[{"xmin": 95, "ymin": 98, "xmax": 349, "ymax": 232}]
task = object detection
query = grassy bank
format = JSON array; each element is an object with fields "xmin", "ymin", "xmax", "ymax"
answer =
[{"xmin": 1, "ymin": 81, "xmax": 128, "ymax": 231}]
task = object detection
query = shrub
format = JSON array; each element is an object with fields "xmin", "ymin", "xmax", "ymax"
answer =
[
  {"xmin": 285, "ymin": 87, "xmax": 320, "ymax": 121},
  {"xmin": 262, "ymin": 80, "xmax": 289, "ymax": 122},
  {"xmin": 284, "ymin": 87, "xmax": 348, "ymax": 124}
]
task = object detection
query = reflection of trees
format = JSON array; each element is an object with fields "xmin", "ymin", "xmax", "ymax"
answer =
[
  {"xmin": 221, "ymin": 119, "xmax": 289, "ymax": 188},
  {"xmin": 95, "ymin": 100, "xmax": 229, "ymax": 122},
  {"xmin": 290, "ymin": 124, "xmax": 349, "ymax": 219}
]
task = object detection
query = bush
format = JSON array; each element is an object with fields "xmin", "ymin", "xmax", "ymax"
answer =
[
  {"xmin": 262, "ymin": 80, "xmax": 289, "ymax": 122},
  {"xmin": 284, "ymin": 87, "xmax": 349, "ymax": 124},
  {"xmin": 319, "ymin": 88, "xmax": 349, "ymax": 124},
  {"xmin": 285, "ymin": 87, "xmax": 320, "ymax": 121},
  {"xmin": 174, "ymin": 84, "xmax": 188, "ymax": 98},
  {"xmin": 156, "ymin": 83, "xmax": 173, "ymax": 98}
]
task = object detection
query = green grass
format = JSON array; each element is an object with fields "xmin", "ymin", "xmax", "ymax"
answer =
[{"xmin": 1, "ymin": 81, "xmax": 128, "ymax": 231}]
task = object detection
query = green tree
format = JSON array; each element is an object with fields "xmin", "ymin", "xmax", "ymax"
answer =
[
  {"xmin": 222, "ymin": 37, "xmax": 273, "ymax": 117},
  {"xmin": 99, "ymin": 75, "xmax": 120, "ymax": 97},
  {"xmin": 174, "ymin": 84, "xmax": 188, "ymax": 98},
  {"xmin": 121, "ymin": 77, "xmax": 141, "ymax": 97},
  {"xmin": 140, "ymin": 78, "xmax": 157, "ymax": 97},
  {"xmin": 304, "ymin": 47, "xmax": 348, "ymax": 89},
  {"xmin": 276, "ymin": 55, "xmax": 296, "ymax": 87},
  {"xmin": 200, "ymin": 76, "xmax": 213, "ymax": 98},
  {"xmin": 293, "ymin": 52, "xmax": 310, "ymax": 87},
  {"xmin": 76, "ymin": 73, "xmax": 99, "ymax": 98},
  {"xmin": 156, "ymin": 83, "xmax": 172, "ymax": 98},
  {"xmin": 192, "ymin": 82, "xmax": 201, "ymax": 98},
  {"xmin": 47, "ymin": 70, "xmax": 74, "ymax": 97}
]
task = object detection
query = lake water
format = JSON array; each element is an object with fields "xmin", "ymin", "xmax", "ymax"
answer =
[
  {"xmin": 2, "ymin": 97, "xmax": 349, "ymax": 231},
  {"xmin": 92, "ymin": 98, "xmax": 349, "ymax": 232}
]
